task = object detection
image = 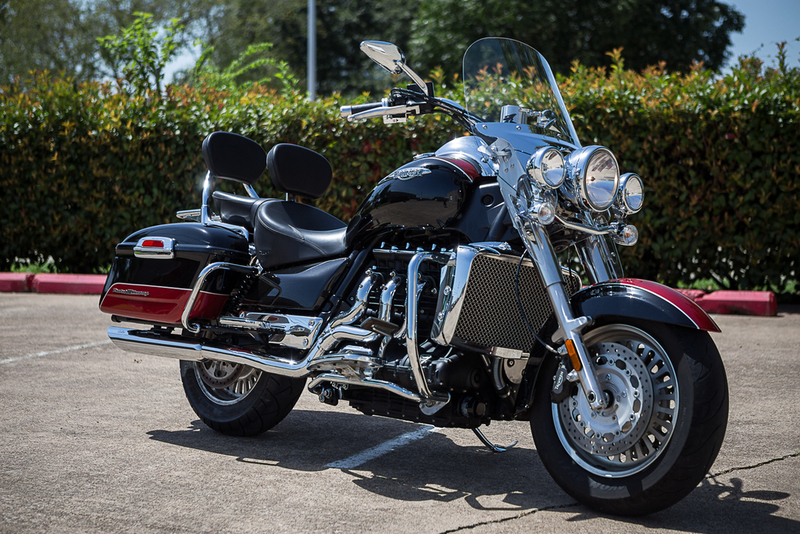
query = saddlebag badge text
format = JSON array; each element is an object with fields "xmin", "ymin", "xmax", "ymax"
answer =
[{"xmin": 113, "ymin": 288, "xmax": 150, "ymax": 297}]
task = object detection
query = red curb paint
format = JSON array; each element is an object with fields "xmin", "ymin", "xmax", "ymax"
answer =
[
  {"xmin": 0, "ymin": 272, "xmax": 34, "ymax": 292},
  {"xmin": 696, "ymin": 290, "xmax": 777, "ymax": 316},
  {"xmin": 30, "ymin": 274, "xmax": 107, "ymax": 295},
  {"xmin": 675, "ymin": 289, "xmax": 706, "ymax": 301}
]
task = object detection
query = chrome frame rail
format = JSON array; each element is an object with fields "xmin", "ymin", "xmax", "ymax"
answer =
[
  {"xmin": 181, "ymin": 262, "xmax": 260, "ymax": 334},
  {"xmin": 406, "ymin": 252, "xmax": 450, "ymax": 411}
]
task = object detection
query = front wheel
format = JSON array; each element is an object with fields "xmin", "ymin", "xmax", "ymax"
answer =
[
  {"xmin": 180, "ymin": 360, "xmax": 305, "ymax": 437},
  {"xmin": 530, "ymin": 320, "xmax": 728, "ymax": 516}
]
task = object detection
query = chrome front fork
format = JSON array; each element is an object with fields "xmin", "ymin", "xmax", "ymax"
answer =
[
  {"xmin": 486, "ymin": 136, "xmax": 609, "ymax": 411},
  {"xmin": 523, "ymin": 223, "xmax": 608, "ymax": 411}
]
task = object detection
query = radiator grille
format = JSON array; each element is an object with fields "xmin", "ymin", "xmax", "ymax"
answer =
[{"xmin": 452, "ymin": 254, "xmax": 581, "ymax": 352}]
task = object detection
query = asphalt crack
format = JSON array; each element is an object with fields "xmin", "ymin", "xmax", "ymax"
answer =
[
  {"xmin": 439, "ymin": 451, "xmax": 800, "ymax": 533},
  {"xmin": 438, "ymin": 502, "xmax": 579, "ymax": 534},
  {"xmin": 709, "ymin": 450, "xmax": 800, "ymax": 478}
]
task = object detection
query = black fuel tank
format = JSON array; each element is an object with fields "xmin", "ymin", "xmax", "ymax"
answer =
[{"xmin": 351, "ymin": 157, "xmax": 470, "ymax": 237}]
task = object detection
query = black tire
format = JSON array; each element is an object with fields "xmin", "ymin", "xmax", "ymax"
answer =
[
  {"xmin": 530, "ymin": 320, "xmax": 728, "ymax": 516},
  {"xmin": 180, "ymin": 359, "xmax": 305, "ymax": 437}
]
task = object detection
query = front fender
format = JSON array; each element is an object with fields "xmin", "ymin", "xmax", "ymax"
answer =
[{"xmin": 571, "ymin": 278, "xmax": 720, "ymax": 332}]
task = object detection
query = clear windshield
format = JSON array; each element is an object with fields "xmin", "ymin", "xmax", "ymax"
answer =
[{"xmin": 463, "ymin": 38, "xmax": 578, "ymax": 146}]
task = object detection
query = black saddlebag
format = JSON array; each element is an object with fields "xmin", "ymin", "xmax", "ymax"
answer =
[{"xmin": 99, "ymin": 223, "xmax": 250, "ymax": 326}]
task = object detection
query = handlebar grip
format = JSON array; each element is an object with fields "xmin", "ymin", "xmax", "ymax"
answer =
[{"xmin": 340, "ymin": 102, "xmax": 383, "ymax": 118}]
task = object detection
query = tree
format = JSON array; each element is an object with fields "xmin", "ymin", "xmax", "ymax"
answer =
[
  {"xmin": 0, "ymin": 0, "xmax": 210, "ymax": 84},
  {"xmin": 408, "ymin": 0, "xmax": 745, "ymax": 79},
  {"xmin": 98, "ymin": 12, "xmax": 184, "ymax": 95},
  {"xmin": 1, "ymin": 0, "xmax": 746, "ymax": 95},
  {"xmin": 200, "ymin": 0, "xmax": 421, "ymax": 94},
  {"xmin": 0, "ymin": 0, "xmax": 99, "ymax": 82}
]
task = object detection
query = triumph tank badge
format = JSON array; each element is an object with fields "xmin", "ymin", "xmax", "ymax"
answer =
[{"xmin": 388, "ymin": 167, "xmax": 431, "ymax": 180}]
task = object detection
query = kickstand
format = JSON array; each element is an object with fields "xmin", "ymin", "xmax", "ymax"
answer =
[{"xmin": 472, "ymin": 428, "xmax": 518, "ymax": 453}]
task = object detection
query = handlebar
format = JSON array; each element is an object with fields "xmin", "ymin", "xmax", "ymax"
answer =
[
  {"xmin": 339, "ymin": 92, "xmax": 478, "ymax": 129},
  {"xmin": 340, "ymin": 101, "xmax": 384, "ymax": 119}
]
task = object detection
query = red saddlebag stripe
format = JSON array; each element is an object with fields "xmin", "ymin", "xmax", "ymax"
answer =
[{"xmin": 100, "ymin": 283, "xmax": 228, "ymax": 324}]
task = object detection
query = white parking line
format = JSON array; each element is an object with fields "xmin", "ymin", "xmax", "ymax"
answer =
[
  {"xmin": 326, "ymin": 425, "xmax": 437, "ymax": 469},
  {"xmin": 0, "ymin": 341, "xmax": 112, "ymax": 364}
]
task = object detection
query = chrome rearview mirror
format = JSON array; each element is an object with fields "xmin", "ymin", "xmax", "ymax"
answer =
[
  {"xmin": 360, "ymin": 41, "xmax": 405, "ymax": 74},
  {"xmin": 360, "ymin": 40, "xmax": 430, "ymax": 96}
]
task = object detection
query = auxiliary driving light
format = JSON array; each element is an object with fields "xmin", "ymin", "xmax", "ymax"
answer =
[
  {"xmin": 617, "ymin": 173, "xmax": 644, "ymax": 214},
  {"xmin": 527, "ymin": 146, "xmax": 566, "ymax": 189}
]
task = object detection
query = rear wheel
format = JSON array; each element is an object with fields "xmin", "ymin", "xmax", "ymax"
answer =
[
  {"xmin": 180, "ymin": 359, "xmax": 305, "ymax": 437},
  {"xmin": 530, "ymin": 320, "xmax": 728, "ymax": 515}
]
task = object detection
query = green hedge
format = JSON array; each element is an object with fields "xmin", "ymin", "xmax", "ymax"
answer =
[
  {"xmin": 1, "ymin": 60, "xmax": 798, "ymax": 292},
  {"xmin": 561, "ymin": 56, "xmax": 800, "ymax": 291}
]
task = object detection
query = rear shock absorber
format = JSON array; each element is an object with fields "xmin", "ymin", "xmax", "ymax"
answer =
[{"xmin": 226, "ymin": 268, "xmax": 259, "ymax": 316}]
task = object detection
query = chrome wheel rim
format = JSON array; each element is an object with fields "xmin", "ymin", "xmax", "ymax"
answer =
[
  {"xmin": 194, "ymin": 360, "xmax": 261, "ymax": 406},
  {"xmin": 553, "ymin": 325, "xmax": 679, "ymax": 477}
]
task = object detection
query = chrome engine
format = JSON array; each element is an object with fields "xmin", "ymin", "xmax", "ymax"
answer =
[{"xmin": 108, "ymin": 243, "xmax": 579, "ymax": 426}]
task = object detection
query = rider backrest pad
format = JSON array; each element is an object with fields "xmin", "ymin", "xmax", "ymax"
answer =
[
  {"xmin": 202, "ymin": 131, "xmax": 267, "ymax": 184},
  {"xmin": 267, "ymin": 143, "xmax": 332, "ymax": 199}
]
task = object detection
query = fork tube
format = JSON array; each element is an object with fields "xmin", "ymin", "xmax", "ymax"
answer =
[
  {"xmin": 577, "ymin": 234, "xmax": 622, "ymax": 284},
  {"xmin": 524, "ymin": 223, "xmax": 607, "ymax": 411}
]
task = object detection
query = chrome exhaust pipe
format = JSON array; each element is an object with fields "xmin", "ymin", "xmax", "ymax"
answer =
[
  {"xmin": 308, "ymin": 372, "xmax": 422, "ymax": 403},
  {"xmin": 108, "ymin": 326, "xmax": 310, "ymax": 378},
  {"xmin": 107, "ymin": 273, "xmax": 385, "ymax": 379}
]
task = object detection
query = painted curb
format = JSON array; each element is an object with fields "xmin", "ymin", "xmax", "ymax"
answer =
[
  {"xmin": 32, "ymin": 274, "xmax": 107, "ymax": 294},
  {"xmin": 0, "ymin": 273, "xmax": 107, "ymax": 295},
  {"xmin": 0, "ymin": 273, "xmax": 34, "ymax": 292},
  {"xmin": 676, "ymin": 288, "xmax": 777, "ymax": 316}
]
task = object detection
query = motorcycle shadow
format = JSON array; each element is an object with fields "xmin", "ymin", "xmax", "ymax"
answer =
[
  {"xmin": 148, "ymin": 410, "xmax": 800, "ymax": 527},
  {"xmin": 575, "ymin": 476, "xmax": 798, "ymax": 533},
  {"xmin": 147, "ymin": 408, "xmax": 562, "ymax": 512}
]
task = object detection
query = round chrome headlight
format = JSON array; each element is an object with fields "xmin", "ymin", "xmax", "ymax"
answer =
[
  {"xmin": 526, "ymin": 146, "xmax": 566, "ymax": 189},
  {"xmin": 617, "ymin": 173, "xmax": 644, "ymax": 214},
  {"xmin": 578, "ymin": 147, "xmax": 619, "ymax": 211}
]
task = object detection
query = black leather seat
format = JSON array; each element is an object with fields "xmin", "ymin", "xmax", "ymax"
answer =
[
  {"xmin": 213, "ymin": 191, "xmax": 272, "ymax": 233},
  {"xmin": 254, "ymin": 144, "xmax": 348, "ymax": 269}
]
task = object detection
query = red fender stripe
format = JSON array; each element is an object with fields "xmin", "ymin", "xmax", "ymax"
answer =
[{"xmin": 614, "ymin": 278, "xmax": 721, "ymax": 332}]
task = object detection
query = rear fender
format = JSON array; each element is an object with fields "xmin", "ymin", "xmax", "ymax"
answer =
[{"xmin": 571, "ymin": 278, "xmax": 720, "ymax": 332}]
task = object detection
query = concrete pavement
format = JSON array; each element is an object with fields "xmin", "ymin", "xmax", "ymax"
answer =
[{"xmin": 0, "ymin": 293, "xmax": 798, "ymax": 533}]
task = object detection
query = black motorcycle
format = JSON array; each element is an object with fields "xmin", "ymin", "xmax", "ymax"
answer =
[{"xmin": 101, "ymin": 38, "xmax": 728, "ymax": 515}]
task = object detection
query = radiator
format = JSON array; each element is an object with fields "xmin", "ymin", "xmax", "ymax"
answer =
[{"xmin": 431, "ymin": 246, "xmax": 581, "ymax": 356}]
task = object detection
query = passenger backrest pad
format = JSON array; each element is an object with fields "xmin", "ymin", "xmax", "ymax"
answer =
[
  {"xmin": 267, "ymin": 143, "xmax": 332, "ymax": 199},
  {"xmin": 202, "ymin": 131, "xmax": 267, "ymax": 184}
]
